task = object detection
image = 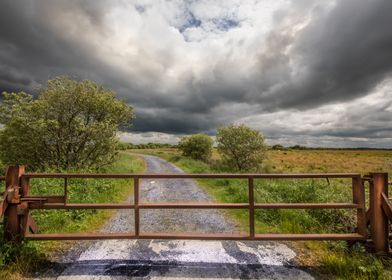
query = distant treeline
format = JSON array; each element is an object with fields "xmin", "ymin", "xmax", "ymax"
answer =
[
  {"xmin": 118, "ymin": 142, "xmax": 176, "ymax": 150},
  {"xmin": 118, "ymin": 142, "xmax": 392, "ymax": 151},
  {"xmin": 270, "ymin": 144, "xmax": 392, "ymax": 151}
]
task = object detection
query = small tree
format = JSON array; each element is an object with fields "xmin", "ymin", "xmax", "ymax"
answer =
[
  {"xmin": 0, "ymin": 77, "xmax": 134, "ymax": 170},
  {"xmin": 216, "ymin": 124, "xmax": 267, "ymax": 172},
  {"xmin": 178, "ymin": 134, "xmax": 213, "ymax": 161}
]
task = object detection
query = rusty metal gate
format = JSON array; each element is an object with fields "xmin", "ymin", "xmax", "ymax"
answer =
[{"xmin": 1, "ymin": 165, "xmax": 391, "ymax": 254}]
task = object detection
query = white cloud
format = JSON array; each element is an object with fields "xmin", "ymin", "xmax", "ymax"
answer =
[{"xmin": 119, "ymin": 131, "xmax": 182, "ymax": 144}]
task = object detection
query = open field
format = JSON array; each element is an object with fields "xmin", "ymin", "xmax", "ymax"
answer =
[
  {"xmin": 0, "ymin": 152, "xmax": 145, "ymax": 280},
  {"xmin": 134, "ymin": 148, "xmax": 392, "ymax": 280},
  {"xmin": 136, "ymin": 148, "xmax": 392, "ymax": 174},
  {"xmin": 265, "ymin": 149, "xmax": 392, "ymax": 174}
]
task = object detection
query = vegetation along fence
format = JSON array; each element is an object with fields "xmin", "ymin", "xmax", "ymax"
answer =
[{"xmin": 1, "ymin": 165, "xmax": 391, "ymax": 254}]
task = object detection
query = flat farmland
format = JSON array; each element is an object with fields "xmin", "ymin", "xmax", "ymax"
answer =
[
  {"xmin": 137, "ymin": 148, "xmax": 392, "ymax": 174},
  {"xmin": 265, "ymin": 149, "xmax": 392, "ymax": 173}
]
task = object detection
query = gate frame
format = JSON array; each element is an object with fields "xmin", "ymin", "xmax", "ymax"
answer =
[{"xmin": 1, "ymin": 165, "xmax": 390, "ymax": 254}]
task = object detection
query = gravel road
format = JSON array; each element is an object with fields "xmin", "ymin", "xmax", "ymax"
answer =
[{"xmin": 38, "ymin": 154, "xmax": 314, "ymax": 280}]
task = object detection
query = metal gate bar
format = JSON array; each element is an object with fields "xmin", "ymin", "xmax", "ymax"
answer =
[
  {"xmin": 25, "ymin": 232, "xmax": 365, "ymax": 241},
  {"xmin": 19, "ymin": 172, "xmax": 366, "ymax": 241}
]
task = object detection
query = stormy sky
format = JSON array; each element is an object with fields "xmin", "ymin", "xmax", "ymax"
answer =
[{"xmin": 1, "ymin": 0, "xmax": 392, "ymax": 147}]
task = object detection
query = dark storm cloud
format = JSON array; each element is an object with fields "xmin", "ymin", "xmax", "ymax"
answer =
[
  {"xmin": 0, "ymin": 0, "xmax": 139, "ymax": 96},
  {"xmin": 0, "ymin": 0, "xmax": 392, "ymax": 147},
  {"xmin": 133, "ymin": 110, "xmax": 212, "ymax": 134},
  {"xmin": 205, "ymin": 0, "xmax": 392, "ymax": 113},
  {"xmin": 0, "ymin": 1, "xmax": 102, "ymax": 90},
  {"xmin": 270, "ymin": 0, "xmax": 392, "ymax": 109}
]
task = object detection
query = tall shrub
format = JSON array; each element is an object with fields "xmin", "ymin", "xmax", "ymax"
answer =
[
  {"xmin": 216, "ymin": 124, "xmax": 267, "ymax": 172},
  {"xmin": 178, "ymin": 134, "xmax": 213, "ymax": 161}
]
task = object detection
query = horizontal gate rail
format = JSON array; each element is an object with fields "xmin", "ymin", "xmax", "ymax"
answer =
[
  {"xmin": 24, "ymin": 232, "xmax": 366, "ymax": 241},
  {"xmin": 29, "ymin": 203, "xmax": 136, "ymax": 209},
  {"xmin": 28, "ymin": 202, "xmax": 362, "ymax": 210},
  {"xmin": 22, "ymin": 173, "xmax": 360, "ymax": 179},
  {"xmin": 254, "ymin": 203, "xmax": 361, "ymax": 209},
  {"xmin": 8, "ymin": 166, "xmax": 389, "ymax": 248}
]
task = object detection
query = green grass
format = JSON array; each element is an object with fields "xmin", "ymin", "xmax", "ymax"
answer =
[
  {"xmin": 0, "ymin": 151, "xmax": 145, "ymax": 279},
  {"xmin": 308, "ymin": 241, "xmax": 392, "ymax": 280},
  {"xmin": 28, "ymin": 152, "xmax": 145, "ymax": 234},
  {"xmin": 136, "ymin": 148, "xmax": 392, "ymax": 280}
]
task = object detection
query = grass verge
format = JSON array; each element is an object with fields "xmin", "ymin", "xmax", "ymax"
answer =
[{"xmin": 0, "ymin": 151, "xmax": 145, "ymax": 280}]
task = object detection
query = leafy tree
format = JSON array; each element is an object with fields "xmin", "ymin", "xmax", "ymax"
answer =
[
  {"xmin": 117, "ymin": 142, "xmax": 134, "ymax": 150},
  {"xmin": 216, "ymin": 124, "xmax": 267, "ymax": 172},
  {"xmin": 271, "ymin": 144, "xmax": 286, "ymax": 150},
  {"xmin": 0, "ymin": 77, "xmax": 134, "ymax": 170},
  {"xmin": 178, "ymin": 134, "xmax": 213, "ymax": 161}
]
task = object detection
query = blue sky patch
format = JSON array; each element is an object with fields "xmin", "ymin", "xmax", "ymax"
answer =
[
  {"xmin": 179, "ymin": 12, "xmax": 202, "ymax": 33},
  {"xmin": 214, "ymin": 18, "xmax": 240, "ymax": 31}
]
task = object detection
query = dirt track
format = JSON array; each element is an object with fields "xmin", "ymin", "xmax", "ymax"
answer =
[{"xmin": 38, "ymin": 154, "xmax": 313, "ymax": 280}]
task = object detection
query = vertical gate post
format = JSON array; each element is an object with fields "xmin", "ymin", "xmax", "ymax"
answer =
[
  {"xmin": 4, "ymin": 165, "xmax": 25, "ymax": 242},
  {"xmin": 248, "ymin": 177, "xmax": 255, "ymax": 238},
  {"xmin": 19, "ymin": 176, "xmax": 31, "ymax": 238},
  {"xmin": 369, "ymin": 172, "xmax": 389, "ymax": 254},
  {"xmin": 134, "ymin": 176, "xmax": 140, "ymax": 237},
  {"xmin": 352, "ymin": 176, "xmax": 366, "ymax": 237}
]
